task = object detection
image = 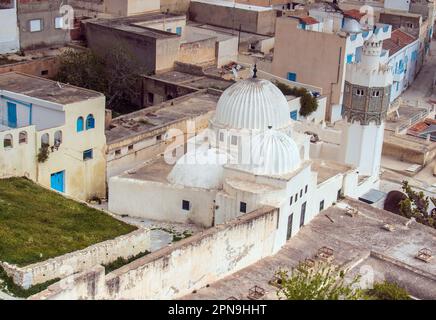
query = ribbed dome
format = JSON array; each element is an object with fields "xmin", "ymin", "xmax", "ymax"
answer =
[
  {"xmin": 167, "ymin": 147, "xmax": 230, "ymax": 189},
  {"xmin": 214, "ymin": 78, "xmax": 290, "ymax": 130},
  {"xmin": 250, "ymin": 129, "xmax": 301, "ymax": 176}
]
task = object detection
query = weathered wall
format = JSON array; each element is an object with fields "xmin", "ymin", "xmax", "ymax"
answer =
[
  {"xmin": 177, "ymin": 37, "xmax": 217, "ymax": 65},
  {"xmin": 0, "ymin": 56, "xmax": 59, "ymax": 79},
  {"xmin": 30, "ymin": 206, "xmax": 279, "ymax": 300},
  {"xmin": 1, "ymin": 228, "xmax": 150, "ymax": 289},
  {"xmin": 160, "ymin": 0, "xmax": 191, "ymax": 14},
  {"xmin": 189, "ymin": 2, "xmax": 276, "ymax": 35},
  {"xmin": 142, "ymin": 76, "xmax": 198, "ymax": 106},
  {"xmin": 0, "ymin": 0, "xmax": 19, "ymax": 54}
]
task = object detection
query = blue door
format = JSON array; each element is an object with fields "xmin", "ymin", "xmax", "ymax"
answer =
[
  {"xmin": 7, "ymin": 102, "xmax": 17, "ymax": 128},
  {"xmin": 51, "ymin": 171, "xmax": 65, "ymax": 193}
]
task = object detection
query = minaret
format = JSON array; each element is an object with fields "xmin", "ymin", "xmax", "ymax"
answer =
[{"xmin": 341, "ymin": 34, "xmax": 393, "ymax": 177}]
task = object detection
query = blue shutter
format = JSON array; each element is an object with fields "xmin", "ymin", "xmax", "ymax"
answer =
[
  {"xmin": 7, "ymin": 102, "xmax": 17, "ymax": 128},
  {"xmin": 77, "ymin": 117, "xmax": 84, "ymax": 132},
  {"xmin": 287, "ymin": 72, "xmax": 297, "ymax": 81},
  {"xmin": 86, "ymin": 114, "xmax": 95, "ymax": 130}
]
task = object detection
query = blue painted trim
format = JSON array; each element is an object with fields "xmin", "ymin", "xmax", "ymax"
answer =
[{"xmin": 2, "ymin": 95, "xmax": 33, "ymax": 125}]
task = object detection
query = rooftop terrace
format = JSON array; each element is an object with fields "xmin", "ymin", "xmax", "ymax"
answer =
[{"xmin": 0, "ymin": 72, "xmax": 102, "ymax": 105}]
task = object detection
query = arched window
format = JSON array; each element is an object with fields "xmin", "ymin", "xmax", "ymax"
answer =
[
  {"xmin": 54, "ymin": 130, "xmax": 62, "ymax": 146},
  {"xmin": 77, "ymin": 117, "xmax": 84, "ymax": 132},
  {"xmin": 19, "ymin": 131, "xmax": 28, "ymax": 144},
  {"xmin": 4, "ymin": 134, "xmax": 13, "ymax": 149},
  {"xmin": 86, "ymin": 114, "xmax": 95, "ymax": 130},
  {"xmin": 41, "ymin": 133, "xmax": 49, "ymax": 147}
]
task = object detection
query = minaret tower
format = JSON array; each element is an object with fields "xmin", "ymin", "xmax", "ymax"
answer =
[{"xmin": 341, "ymin": 34, "xmax": 393, "ymax": 177}]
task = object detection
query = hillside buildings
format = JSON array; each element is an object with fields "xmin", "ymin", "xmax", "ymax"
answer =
[
  {"xmin": 0, "ymin": 72, "xmax": 106, "ymax": 201},
  {"xmin": 0, "ymin": 0, "xmax": 19, "ymax": 54}
]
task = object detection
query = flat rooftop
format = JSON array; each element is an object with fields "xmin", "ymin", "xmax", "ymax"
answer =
[
  {"xmin": 149, "ymin": 71, "xmax": 234, "ymax": 91},
  {"xmin": 0, "ymin": 72, "xmax": 102, "ymax": 105},
  {"xmin": 183, "ymin": 198, "xmax": 436, "ymax": 300},
  {"xmin": 191, "ymin": 0, "xmax": 273, "ymax": 12},
  {"xmin": 312, "ymin": 159, "xmax": 354, "ymax": 184},
  {"xmin": 106, "ymin": 91, "xmax": 219, "ymax": 144},
  {"xmin": 119, "ymin": 157, "xmax": 173, "ymax": 184},
  {"xmin": 85, "ymin": 13, "xmax": 185, "ymax": 39}
]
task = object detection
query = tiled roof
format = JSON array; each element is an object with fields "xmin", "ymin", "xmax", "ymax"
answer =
[
  {"xmin": 299, "ymin": 16, "xmax": 319, "ymax": 25},
  {"xmin": 382, "ymin": 29, "xmax": 417, "ymax": 55},
  {"xmin": 343, "ymin": 9, "xmax": 366, "ymax": 21}
]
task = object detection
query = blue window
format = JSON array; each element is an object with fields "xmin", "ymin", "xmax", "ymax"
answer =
[
  {"xmin": 50, "ymin": 170, "xmax": 65, "ymax": 193},
  {"xmin": 383, "ymin": 25, "xmax": 389, "ymax": 33},
  {"xmin": 7, "ymin": 102, "xmax": 17, "ymax": 128},
  {"xmin": 83, "ymin": 149, "xmax": 93, "ymax": 161},
  {"xmin": 362, "ymin": 31, "xmax": 369, "ymax": 38},
  {"xmin": 350, "ymin": 34, "xmax": 357, "ymax": 41},
  {"xmin": 77, "ymin": 117, "xmax": 84, "ymax": 132},
  {"xmin": 176, "ymin": 27, "xmax": 182, "ymax": 35},
  {"xmin": 396, "ymin": 82, "xmax": 400, "ymax": 91},
  {"xmin": 290, "ymin": 110, "xmax": 298, "ymax": 120},
  {"xmin": 86, "ymin": 114, "xmax": 95, "ymax": 130},
  {"xmin": 347, "ymin": 54, "xmax": 353, "ymax": 64},
  {"xmin": 287, "ymin": 72, "xmax": 297, "ymax": 82},
  {"xmin": 166, "ymin": 28, "xmax": 172, "ymax": 33}
]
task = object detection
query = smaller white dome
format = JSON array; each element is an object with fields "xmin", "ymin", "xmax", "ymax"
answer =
[
  {"xmin": 250, "ymin": 129, "xmax": 301, "ymax": 176},
  {"xmin": 342, "ymin": 18, "xmax": 362, "ymax": 34},
  {"xmin": 167, "ymin": 148, "xmax": 230, "ymax": 189}
]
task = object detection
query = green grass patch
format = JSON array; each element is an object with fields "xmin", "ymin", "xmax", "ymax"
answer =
[
  {"xmin": 0, "ymin": 265, "xmax": 60, "ymax": 298},
  {"xmin": 102, "ymin": 250, "xmax": 151, "ymax": 274},
  {"xmin": 0, "ymin": 177, "xmax": 136, "ymax": 267}
]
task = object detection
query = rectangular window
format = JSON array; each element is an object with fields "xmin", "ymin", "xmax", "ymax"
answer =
[
  {"xmin": 295, "ymin": 193, "xmax": 298, "ymax": 202},
  {"xmin": 287, "ymin": 214, "xmax": 294, "ymax": 240},
  {"xmin": 231, "ymin": 135, "xmax": 238, "ymax": 146},
  {"xmin": 290, "ymin": 110, "xmax": 298, "ymax": 120},
  {"xmin": 219, "ymin": 132, "xmax": 224, "ymax": 142},
  {"xmin": 55, "ymin": 17, "xmax": 63, "ymax": 29},
  {"xmin": 319, "ymin": 200, "xmax": 325, "ymax": 212},
  {"xmin": 128, "ymin": 144, "xmax": 134, "ymax": 151},
  {"xmin": 114, "ymin": 149, "xmax": 121, "ymax": 156},
  {"xmin": 166, "ymin": 28, "xmax": 172, "ymax": 33},
  {"xmin": 240, "ymin": 202, "xmax": 247, "ymax": 213},
  {"xmin": 300, "ymin": 202, "xmax": 306, "ymax": 228},
  {"xmin": 41, "ymin": 70, "xmax": 49, "ymax": 76},
  {"xmin": 305, "ymin": 185, "xmax": 308, "ymax": 194},
  {"xmin": 290, "ymin": 196, "xmax": 293, "ymax": 206},
  {"xmin": 182, "ymin": 200, "xmax": 190, "ymax": 211},
  {"xmin": 156, "ymin": 135, "xmax": 162, "ymax": 141},
  {"xmin": 347, "ymin": 54, "xmax": 353, "ymax": 64},
  {"xmin": 176, "ymin": 26, "xmax": 182, "ymax": 35},
  {"xmin": 300, "ymin": 189, "xmax": 303, "ymax": 198},
  {"xmin": 287, "ymin": 72, "xmax": 297, "ymax": 82},
  {"xmin": 83, "ymin": 149, "xmax": 93, "ymax": 161},
  {"xmin": 337, "ymin": 189, "xmax": 342, "ymax": 200},
  {"xmin": 30, "ymin": 19, "xmax": 42, "ymax": 32}
]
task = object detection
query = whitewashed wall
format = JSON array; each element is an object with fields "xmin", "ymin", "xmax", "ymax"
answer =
[{"xmin": 0, "ymin": 1, "xmax": 19, "ymax": 54}]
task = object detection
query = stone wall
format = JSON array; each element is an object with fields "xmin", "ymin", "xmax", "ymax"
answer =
[
  {"xmin": 1, "ymin": 228, "xmax": 150, "ymax": 289},
  {"xmin": 0, "ymin": 56, "xmax": 60, "ymax": 79},
  {"xmin": 177, "ymin": 37, "xmax": 217, "ymax": 66},
  {"xmin": 30, "ymin": 206, "xmax": 279, "ymax": 300}
]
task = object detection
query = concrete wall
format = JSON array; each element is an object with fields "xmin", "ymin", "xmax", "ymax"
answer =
[
  {"xmin": 30, "ymin": 206, "xmax": 279, "ymax": 300},
  {"xmin": 0, "ymin": 0, "xmax": 19, "ymax": 54},
  {"xmin": 272, "ymin": 17, "xmax": 346, "ymax": 121},
  {"xmin": 1, "ymin": 228, "xmax": 150, "ymax": 289},
  {"xmin": 0, "ymin": 56, "xmax": 60, "ymax": 79},
  {"xmin": 17, "ymin": 0, "xmax": 71, "ymax": 50},
  {"xmin": 189, "ymin": 1, "xmax": 276, "ymax": 35},
  {"xmin": 109, "ymin": 177, "xmax": 216, "ymax": 227},
  {"xmin": 178, "ymin": 37, "xmax": 217, "ymax": 65},
  {"xmin": 0, "ymin": 125, "xmax": 37, "ymax": 180},
  {"xmin": 70, "ymin": 0, "xmax": 160, "ymax": 16},
  {"xmin": 160, "ymin": 0, "xmax": 191, "ymax": 14}
]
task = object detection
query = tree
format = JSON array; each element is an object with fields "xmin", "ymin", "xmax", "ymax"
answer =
[
  {"xmin": 399, "ymin": 180, "xmax": 436, "ymax": 229},
  {"xmin": 275, "ymin": 82, "xmax": 318, "ymax": 117},
  {"xmin": 276, "ymin": 261, "xmax": 363, "ymax": 300}
]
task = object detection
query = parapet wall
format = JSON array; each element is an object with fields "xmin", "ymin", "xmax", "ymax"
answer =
[
  {"xmin": 2, "ymin": 229, "xmax": 150, "ymax": 289},
  {"xmin": 29, "ymin": 206, "xmax": 279, "ymax": 300}
]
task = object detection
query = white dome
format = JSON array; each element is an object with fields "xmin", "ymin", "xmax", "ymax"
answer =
[
  {"xmin": 214, "ymin": 78, "xmax": 290, "ymax": 130},
  {"xmin": 341, "ymin": 18, "xmax": 362, "ymax": 34},
  {"xmin": 167, "ymin": 147, "xmax": 230, "ymax": 189},
  {"xmin": 250, "ymin": 129, "xmax": 301, "ymax": 176}
]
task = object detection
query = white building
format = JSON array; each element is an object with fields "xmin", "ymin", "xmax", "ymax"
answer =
[
  {"xmin": 0, "ymin": 0, "xmax": 19, "ymax": 54},
  {"xmin": 0, "ymin": 72, "xmax": 107, "ymax": 201},
  {"xmin": 108, "ymin": 46, "xmax": 391, "ymax": 252}
]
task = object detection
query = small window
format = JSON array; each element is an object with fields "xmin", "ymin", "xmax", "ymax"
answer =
[
  {"xmin": 114, "ymin": 149, "xmax": 121, "ymax": 156},
  {"xmin": 182, "ymin": 200, "xmax": 190, "ymax": 211},
  {"xmin": 356, "ymin": 89, "xmax": 364, "ymax": 96},
  {"xmin": 41, "ymin": 70, "xmax": 49, "ymax": 76},
  {"xmin": 319, "ymin": 200, "xmax": 325, "ymax": 212},
  {"xmin": 83, "ymin": 149, "xmax": 93, "ymax": 161},
  {"xmin": 29, "ymin": 19, "xmax": 42, "ymax": 32},
  {"xmin": 156, "ymin": 135, "xmax": 162, "ymax": 141},
  {"xmin": 86, "ymin": 114, "xmax": 95, "ymax": 130},
  {"xmin": 300, "ymin": 189, "xmax": 303, "ymax": 198},
  {"xmin": 41, "ymin": 133, "xmax": 49, "ymax": 147},
  {"xmin": 219, "ymin": 132, "xmax": 224, "ymax": 142},
  {"xmin": 55, "ymin": 16, "xmax": 63, "ymax": 29},
  {"xmin": 295, "ymin": 193, "xmax": 298, "ymax": 202},
  {"xmin": 290, "ymin": 196, "xmax": 293, "ymax": 206},
  {"xmin": 176, "ymin": 26, "xmax": 182, "ymax": 35},
  {"xmin": 372, "ymin": 90, "xmax": 380, "ymax": 97},
  {"xmin": 54, "ymin": 130, "xmax": 62, "ymax": 146},
  {"xmin": 231, "ymin": 135, "xmax": 238, "ymax": 146},
  {"xmin": 3, "ymin": 134, "xmax": 13, "ymax": 149},
  {"xmin": 77, "ymin": 117, "xmax": 84, "ymax": 132},
  {"xmin": 240, "ymin": 202, "xmax": 247, "ymax": 213},
  {"xmin": 337, "ymin": 189, "xmax": 342, "ymax": 200},
  {"xmin": 305, "ymin": 185, "xmax": 308, "ymax": 194},
  {"xmin": 128, "ymin": 144, "xmax": 134, "ymax": 151},
  {"xmin": 166, "ymin": 28, "xmax": 172, "ymax": 33},
  {"xmin": 19, "ymin": 131, "xmax": 28, "ymax": 144}
]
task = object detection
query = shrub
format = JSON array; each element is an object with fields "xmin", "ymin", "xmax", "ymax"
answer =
[
  {"xmin": 275, "ymin": 82, "xmax": 318, "ymax": 117},
  {"xmin": 365, "ymin": 281, "xmax": 411, "ymax": 300}
]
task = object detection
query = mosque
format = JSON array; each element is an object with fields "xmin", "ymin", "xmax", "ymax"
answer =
[{"xmin": 108, "ymin": 34, "xmax": 392, "ymax": 252}]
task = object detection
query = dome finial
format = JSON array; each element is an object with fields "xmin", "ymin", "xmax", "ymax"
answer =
[
  {"xmin": 253, "ymin": 64, "xmax": 258, "ymax": 79},
  {"xmin": 268, "ymin": 125, "xmax": 272, "ymax": 129}
]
